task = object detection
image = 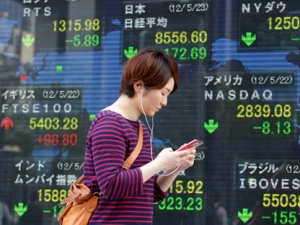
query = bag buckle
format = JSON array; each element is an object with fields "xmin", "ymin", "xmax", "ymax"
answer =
[{"xmin": 93, "ymin": 192, "xmax": 102, "ymax": 198}]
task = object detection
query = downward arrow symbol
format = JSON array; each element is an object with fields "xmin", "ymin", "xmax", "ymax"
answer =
[
  {"xmin": 22, "ymin": 34, "xmax": 35, "ymax": 48},
  {"xmin": 204, "ymin": 119, "xmax": 218, "ymax": 134},
  {"xmin": 124, "ymin": 46, "xmax": 138, "ymax": 59},
  {"xmin": 14, "ymin": 202, "xmax": 28, "ymax": 217},
  {"xmin": 241, "ymin": 32, "xmax": 256, "ymax": 46},
  {"xmin": 238, "ymin": 208, "xmax": 253, "ymax": 223}
]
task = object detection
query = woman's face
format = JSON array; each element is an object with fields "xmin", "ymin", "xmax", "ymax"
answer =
[{"xmin": 140, "ymin": 78, "xmax": 175, "ymax": 116}]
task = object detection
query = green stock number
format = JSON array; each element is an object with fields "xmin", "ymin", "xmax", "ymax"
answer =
[{"xmin": 157, "ymin": 196, "xmax": 203, "ymax": 211}]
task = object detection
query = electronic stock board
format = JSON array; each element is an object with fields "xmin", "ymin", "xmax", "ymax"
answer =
[{"xmin": 0, "ymin": 0, "xmax": 300, "ymax": 225}]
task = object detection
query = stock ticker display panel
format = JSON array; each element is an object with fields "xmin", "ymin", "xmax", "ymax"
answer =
[{"xmin": 0, "ymin": 0, "xmax": 300, "ymax": 225}]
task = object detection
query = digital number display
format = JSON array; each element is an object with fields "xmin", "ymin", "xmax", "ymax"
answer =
[
  {"xmin": 236, "ymin": 103, "xmax": 294, "ymax": 137},
  {"xmin": 11, "ymin": 157, "xmax": 83, "ymax": 221},
  {"xmin": 122, "ymin": 1, "xmax": 210, "ymax": 63},
  {"xmin": 164, "ymin": 46, "xmax": 207, "ymax": 61},
  {"xmin": 29, "ymin": 117, "xmax": 79, "ymax": 130},
  {"xmin": 52, "ymin": 19, "xmax": 101, "ymax": 32},
  {"xmin": 264, "ymin": 211, "xmax": 300, "ymax": 224},
  {"xmin": 154, "ymin": 31, "xmax": 208, "ymax": 45},
  {"xmin": 38, "ymin": 189, "xmax": 70, "ymax": 203},
  {"xmin": 204, "ymin": 69, "xmax": 296, "ymax": 140},
  {"xmin": 153, "ymin": 157, "xmax": 206, "ymax": 220},
  {"xmin": 1, "ymin": 0, "xmax": 300, "ymax": 225},
  {"xmin": 267, "ymin": 16, "xmax": 300, "ymax": 31},
  {"xmin": 262, "ymin": 194, "xmax": 300, "ymax": 208},
  {"xmin": 31, "ymin": 1, "xmax": 105, "ymax": 52},
  {"xmin": 236, "ymin": 160, "xmax": 300, "ymax": 224},
  {"xmin": 156, "ymin": 196, "xmax": 203, "ymax": 211},
  {"xmin": 239, "ymin": 1, "xmax": 300, "ymax": 49},
  {"xmin": 1, "ymin": 86, "xmax": 84, "ymax": 153},
  {"xmin": 253, "ymin": 121, "xmax": 292, "ymax": 135},
  {"xmin": 169, "ymin": 180, "xmax": 204, "ymax": 195},
  {"xmin": 237, "ymin": 104, "xmax": 292, "ymax": 118},
  {"xmin": 155, "ymin": 179, "xmax": 204, "ymax": 212},
  {"xmin": 35, "ymin": 133, "xmax": 78, "ymax": 147}
]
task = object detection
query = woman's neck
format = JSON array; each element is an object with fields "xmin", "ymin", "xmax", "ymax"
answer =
[{"xmin": 104, "ymin": 95, "xmax": 140, "ymax": 121}]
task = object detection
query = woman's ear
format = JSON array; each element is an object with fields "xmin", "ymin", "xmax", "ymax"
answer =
[{"xmin": 133, "ymin": 81, "xmax": 144, "ymax": 93}]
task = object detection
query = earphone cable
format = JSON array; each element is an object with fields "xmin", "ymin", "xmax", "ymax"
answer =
[
  {"xmin": 139, "ymin": 92, "xmax": 154, "ymax": 161},
  {"xmin": 140, "ymin": 92, "xmax": 180, "ymax": 176}
]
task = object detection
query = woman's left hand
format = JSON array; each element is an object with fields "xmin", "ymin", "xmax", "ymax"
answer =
[{"xmin": 175, "ymin": 147, "xmax": 196, "ymax": 171}]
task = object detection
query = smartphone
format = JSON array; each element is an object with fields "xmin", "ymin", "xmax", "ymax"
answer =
[{"xmin": 176, "ymin": 139, "xmax": 203, "ymax": 151}]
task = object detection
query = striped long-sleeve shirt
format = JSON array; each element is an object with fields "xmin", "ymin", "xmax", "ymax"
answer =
[{"xmin": 84, "ymin": 110, "xmax": 168, "ymax": 224}]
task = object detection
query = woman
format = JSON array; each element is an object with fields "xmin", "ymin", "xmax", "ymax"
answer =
[{"xmin": 84, "ymin": 47, "xmax": 196, "ymax": 224}]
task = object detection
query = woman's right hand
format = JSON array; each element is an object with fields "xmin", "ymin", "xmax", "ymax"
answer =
[{"xmin": 140, "ymin": 147, "xmax": 195, "ymax": 183}]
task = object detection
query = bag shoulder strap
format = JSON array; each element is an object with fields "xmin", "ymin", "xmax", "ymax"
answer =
[
  {"xmin": 60, "ymin": 122, "xmax": 143, "ymax": 205},
  {"xmin": 122, "ymin": 120, "xmax": 143, "ymax": 170}
]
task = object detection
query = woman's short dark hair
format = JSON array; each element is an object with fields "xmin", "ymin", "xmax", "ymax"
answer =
[{"xmin": 119, "ymin": 46, "xmax": 179, "ymax": 97}]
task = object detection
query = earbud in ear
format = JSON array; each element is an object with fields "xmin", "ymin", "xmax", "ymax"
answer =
[{"xmin": 138, "ymin": 85, "xmax": 142, "ymax": 89}]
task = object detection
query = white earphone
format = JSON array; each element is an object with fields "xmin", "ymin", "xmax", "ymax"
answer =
[{"xmin": 138, "ymin": 84, "xmax": 155, "ymax": 160}]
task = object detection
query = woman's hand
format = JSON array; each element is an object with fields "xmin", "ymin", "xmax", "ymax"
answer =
[
  {"xmin": 155, "ymin": 146, "xmax": 196, "ymax": 191},
  {"xmin": 175, "ymin": 147, "xmax": 196, "ymax": 171},
  {"xmin": 154, "ymin": 147, "xmax": 196, "ymax": 172}
]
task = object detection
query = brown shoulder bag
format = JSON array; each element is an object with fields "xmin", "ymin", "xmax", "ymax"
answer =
[{"xmin": 57, "ymin": 121, "xmax": 143, "ymax": 225}]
